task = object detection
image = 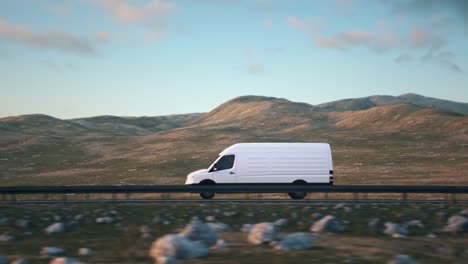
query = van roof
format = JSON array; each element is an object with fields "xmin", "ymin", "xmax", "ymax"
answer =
[{"xmin": 220, "ymin": 143, "xmax": 331, "ymax": 155}]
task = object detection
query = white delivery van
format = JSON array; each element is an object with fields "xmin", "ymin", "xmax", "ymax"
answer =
[{"xmin": 185, "ymin": 143, "xmax": 333, "ymax": 199}]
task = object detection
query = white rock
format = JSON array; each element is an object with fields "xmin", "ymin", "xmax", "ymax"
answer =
[
  {"xmin": 207, "ymin": 222, "xmax": 230, "ymax": 232},
  {"xmin": 368, "ymin": 218, "xmax": 380, "ymax": 228},
  {"xmin": 384, "ymin": 222, "xmax": 408, "ymax": 237},
  {"xmin": 11, "ymin": 258, "xmax": 28, "ymax": 264},
  {"xmin": 45, "ymin": 223, "xmax": 66, "ymax": 234},
  {"xmin": 0, "ymin": 234, "xmax": 15, "ymax": 242},
  {"xmin": 387, "ymin": 254, "xmax": 418, "ymax": 264},
  {"xmin": 241, "ymin": 224, "xmax": 253, "ymax": 233},
  {"xmin": 149, "ymin": 234, "xmax": 209, "ymax": 261},
  {"xmin": 96, "ymin": 217, "xmax": 114, "ymax": 224},
  {"xmin": 40, "ymin": 247, "xmax": 65, "ymax": 256},
  {"xmin": 156, "ymin": 256, "xmax": 181, "ymax": 264},
  {"xmin": 247, "ymin": 222, "xmax": 278, "ymax": 245},
  {"xmin": 274, "ymin": 233, "xmax": 311, "ymax": 251},
  {"xmin": 210, "ymin": 239, "xmax": 230, "ymax": 250},
  {"xmin": 443, "ymin": 215, "xmax": 468, "ymax": 233},
  {"xmin": 405, "ymin": 220, "xmax": 424, "ymax": 229},
  {"xmin": 179, "ymin": 218, "xmax": 217, "ymax": 245},
  {"xmin": 274, "ymin": 218, "xmax": 288, "ymax": 227},
  {"xmin": 310, "ymin": 215, "xmax": 344, "ymax": 233},
  {"xmin": 49, "ymin": 257, "xmax": 82, "ymax": 264},
  {"xmin": 205, "ymin": 216, "xmax": 216, "ymax": 222},
  {"xmin": 78, "ymin": 248, "xmax": 93, "ymax": 256}
]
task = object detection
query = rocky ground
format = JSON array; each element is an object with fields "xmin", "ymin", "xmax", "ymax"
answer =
[{"xmin": 0, "ymin": 202, "xmax": 467, "ymax": 263}]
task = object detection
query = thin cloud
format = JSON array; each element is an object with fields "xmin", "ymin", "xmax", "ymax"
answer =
[
  {"xmin": 286, "ymin": 16, "xmax": 462, "ymax": 72},
  {"xmin": 388, "ymin": 0, "xmax": 468, "ymax": 22},
  {"xmin": 395, "ymin": 53, "xmax": 412, "ymax": 63},
  {"xmin": 0, "ymin": 18, "xmax": 94, "ymax": 55},
  {"xmin": 95, "ymin": 32, "xmax": 109, "ymax": 43},
  {"xmin": 90, "ymin": 0, "xmax": 173, "ymax": 24},
  {"xmin": 247, "ymin": 63, "xmax": 264, "ymax": 74}
]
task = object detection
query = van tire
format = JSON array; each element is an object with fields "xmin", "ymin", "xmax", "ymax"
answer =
[
  {"xmin": 199, "ymin": 180, "xmax": 215, "ymax": 199},
  {"xmin": 288, "ymin": 180, "xmax": 307, "ymax": 200}
]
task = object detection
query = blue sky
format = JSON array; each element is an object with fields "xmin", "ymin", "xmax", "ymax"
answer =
[{"xmin": 1, "ymin": 0, "xmax": 467, "ymax": 118}]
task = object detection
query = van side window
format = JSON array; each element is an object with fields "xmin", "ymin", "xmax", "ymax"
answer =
[{"xmin": 210, "ymin": 155, "xmax": 235, "ymax": 172}]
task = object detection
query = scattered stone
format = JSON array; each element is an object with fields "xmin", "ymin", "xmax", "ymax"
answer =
[
  {"xmin": 310, "ymin": 215, "xmax": 344, "ymax": 233},
  {"xmin": 179, "ymin": 218, "xmax": 217, "ymax": 245},
  {"xmin": 368, "ymin": 218, "xmax": 380, "ymax": 228},
  {"xmin": 311, "ymin": 213, "xmax": 322, "ymax": 220},
  {"xmin": 45, "ymin": 223, "xmax": 66, "ymax": 234},
  {"xmin": 334, "ymin": 203, "xmax": 346, "ymax": 209},
  {"xmin": 149, "ymin": 234, "xmax": 209, "ymax": 262},
  {"xmin": 151, "ymin": 216, "xmax": 164, "ymax": 225},
  {"xmin": 459, "ymin": 209, "xmax": 468, "ymax": 217},
  {"xmin": 384, "ymin": 223, "xmax": 408, "ymax": 237},
  {"xmin": 443, "ymin": 215, "xmax": 468, "ymax": 233},
  {"xmin": 15, "ymin": 219, "xmax": 30, "ymax": 228},
  {"xmin": 207, "ymin": 222, "xmax": 230, "ymax": 232},
  {"xmin": 274, "ymin": 218, "xmax": 288, "ymax": 228},
  {"xmin": 241, "ymin": 224, "xmax": 253, "ymax": 233},
  {"xmin": 142, "ymin": 233, "xmax": 153, "ymax": 240},
  {"xmin": 49, "ymin": 257, "xmax": 82, "ymax": 264},
  {"xmin": 156, "ymin": 256, "xmax": 181, "ymax": 264},
  {"xmin": 205, "ymin": 216, "xmax": 216, "ymax": 222},
  {"xmin": 78, "ymin": 248, "xmax": 93, "ymax": 257},
  {"xmin": 73, "ymin": 215, "xmax": 84, "ymax": 222},
  {"xmin": 0, "ymin": 218, "xmax": 8, "ymax": 226},
  {"xmin": 140, "ymin": 225, "xmax": 152, "ymax": 234},
  {"xmin": 40, "ymin": 247, "xmax": 65, "ymax": 256},
  {"xmin": 223, "ymin": 211, "xmax": 236, "ymax": 217},
  {"xmin": 53, "ymin": 215, "xmax": 61, "ymax": 221},
  {"xmin": 426, "ymin": 233, "xmax": 437, "ymax": 238},
  {"xmin": 247, "ymin": 222, "xmax": 278, "ymax": 245},
  {"xmin": 0, "ymin": 233, "xmax": 15, "ymax": 242},
  {"xmin": 274, "ymin": 233, "xmax": 311, "ymax": 251},
  {"xmin": 406, "ymin": 220, "xmax": 424, "ymax": 229},
  {"xmin": 210, "ymin": 239, "xmax": 230, "ymax": 250},
  {"xmin": 387, "ymin": 254, "xmax": 418, "ymax": 264},
  {"xmin": 436, "ymin": 211, "xmax": 447, "ymax": 221},
  {"xmin": 96, "ymin": 217, "xmax": 114, "ymax": 224},
  {"xmin": 11, "ymin": 258, "xmax": 28, "ymax": 264}
]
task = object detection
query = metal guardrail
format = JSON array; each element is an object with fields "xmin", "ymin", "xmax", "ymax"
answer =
[{"xmin": 0, "ymin": 185, "xmax": 467, "ymax": 194}]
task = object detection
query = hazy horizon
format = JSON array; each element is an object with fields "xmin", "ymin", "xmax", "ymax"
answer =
[{"xmin": 1, "ymin": 0, "xmax": 467, "ymax": 119}]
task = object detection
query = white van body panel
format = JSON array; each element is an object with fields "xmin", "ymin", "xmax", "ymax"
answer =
[{"xmin": 185, "ymin": 143, "xmax": 333, "ymax": 185}]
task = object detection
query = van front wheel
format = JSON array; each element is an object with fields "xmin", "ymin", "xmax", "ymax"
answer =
[
  {"xmin": 288, "ymin": 180, "xmax": 307, "ymax": 200},
  {"xmin": 199, "ymin": 180, "xmax": 215, "ymax": 199}
]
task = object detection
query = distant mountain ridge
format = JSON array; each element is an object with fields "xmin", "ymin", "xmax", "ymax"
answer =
[{"xmin": 316, "ymin": 93, "xmax": 468, "ymax": 115}]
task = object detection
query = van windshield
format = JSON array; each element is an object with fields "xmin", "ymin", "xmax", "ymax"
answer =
[{"xmin": 209, "ymin": 155, "xmax": 235, "ymax": 172}]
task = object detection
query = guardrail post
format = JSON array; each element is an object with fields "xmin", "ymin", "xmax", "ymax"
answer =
[
  {"xmin": 112, "ymin": 193, "xmax": 117, "ymax": 200},
  {"xmin": 363, "ymin": 193, "xmax": 368, "ymax": 200},
  {"xmin": 324, "ymin": 192, "xmax": 328, "ymax": 200},
  {"xmin": 401, "ymin": 193, "xmax": 407, "ymax": 203}
]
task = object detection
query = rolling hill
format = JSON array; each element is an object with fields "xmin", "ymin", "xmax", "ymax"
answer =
[
  {"xmin": 0, "ymin": 93, "xmax": 467, "ymax": 186},
  {"xmin": 317, "ymin": 93, "xmax": 468, "ymax": 115}
]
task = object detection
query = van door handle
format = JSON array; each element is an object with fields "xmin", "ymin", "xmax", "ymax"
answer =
[{"xmin": 229, "ymin": 171, "xmax": 235, "ymax": 174}]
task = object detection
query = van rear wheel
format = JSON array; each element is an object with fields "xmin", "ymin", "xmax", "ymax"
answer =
[
  {"xmin": 288, "ymin": 180, "xmax": 307, "ymax": 200},
  {"xmin": 199, "ymin": 180, "xmax": 215, "ymax": 199}
]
